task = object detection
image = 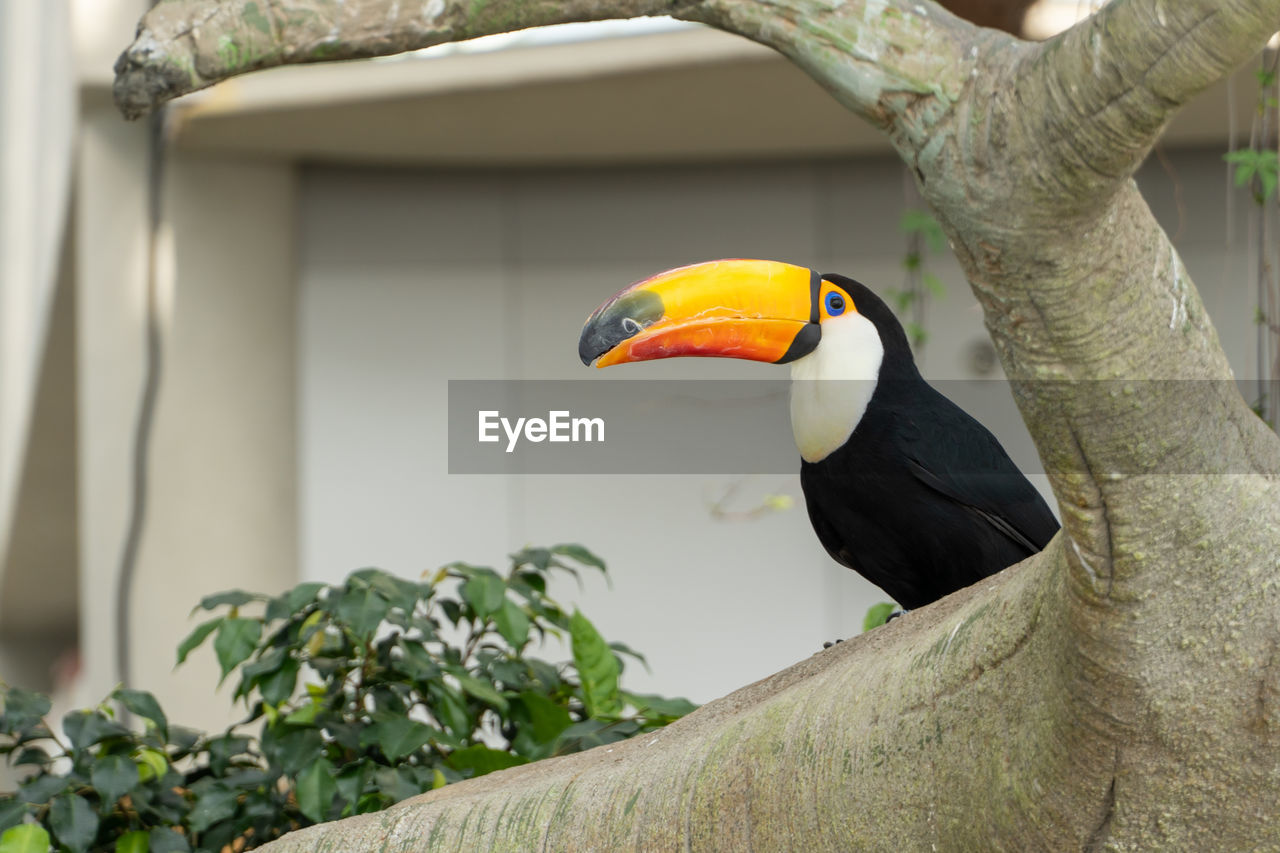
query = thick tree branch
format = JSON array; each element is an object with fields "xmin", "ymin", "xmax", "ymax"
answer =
[
  {"xmin": 1025, "ymin": 0, "xmax": 1280, "ymax": 205},
  {"xmin": 114, "ymin": 0, "xmax": 673, "ymax": 119},
  {"xmin": 113, "ymin": 0, "xmax": 979, "ymax": 139},
  {"xmin": 261, "ymin": 547, "xmax": 1128, "ymax": 851}
]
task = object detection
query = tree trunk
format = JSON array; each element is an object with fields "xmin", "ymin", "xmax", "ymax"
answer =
[{"xmin": 115, "ymin": 0, "xmax": 1280, "ymax": 848}]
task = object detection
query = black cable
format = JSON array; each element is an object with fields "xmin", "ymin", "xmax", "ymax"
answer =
[{"xmin": 114, "ymin": 106, "xmax": 167, "ymax": 690}]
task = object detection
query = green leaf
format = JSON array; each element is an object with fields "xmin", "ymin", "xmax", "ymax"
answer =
[
  {"xmin": 115, "ymin": 689, "xmax": 168, "ymax": 738},
  {"xmin": 333, "ymin": 587, "xmax": 391, "ymax": 638},
  {"xmin": 1225, "ymin": 149, "xmax": 1262, "ymax": 185},
  {"xmin": 0, "ymin": 687, "xmax": 51, "ymax": 731},
  {"xmin": 212, "ymin": 618, "xmax": 262, "ymax": 681},
  {"xmin": 296, "ymin": 757, "xmax": 337, "ymax": 823},
  {"xmin": 196, "ymin": 589, "xmax": 261, "ymax": 611},
  {"xmin": 264, "ymin": 581, "xmax": 327, "ymax": 621},
  {"xmin": 551, "ymin": 544, "xmax": 606, "ymax": 572},
  {"xmin": 427, "ymin": 685, "xmax": 472, "ymax": 736},
  {"xmin": 508, "ymin": 571, "xmax": 547, "ymax": 599},
  {"xmin": 167, "ymin": 725, "xmax": 202, "ymax": 755},
  {"xmin": 904, "ymin": 322, "xmax": 928, "ymax": 347},
  {"xmin": 393, "ymin": 641, "xmax": 439, "ymax": 681},
  {"xmin": 207, "ymin": 735, "xmax": 252, "ymax": 776},
  {"xmin": 510, "ymin": 548, "xmax": 552, "ymax": 571},
  {"xmin": 1260, "ymin": 155, "xmax": 1279, "ymax": 201},
  {"xmin": 147, "ymin": 828, "xmax": 190, "ymax": 853},
  {"xmin": 256, "ymin": 655, "xmax": 299, "ymax": 706},
  {"xmin": 922, "ymin": 272, "xmax": 945, "ymax": 298},
  {"xmin": 261, "ymin": 725, "xmax": 323, "ymax": 775},
  {"xmin": 62, "ymin": 710, "xmax": 130, "ymax": 751},
  {"xmin": 570, "ymin": 610, "xmax": 622, "ymax": 719},
  {"xmin": 372, "ymin": 767, "xmax": 421, "ymax": 803},
  {"xmin": 175, "ymin": 618, "xmax": 222, "ymax": 665},
  {"xmin": 608, "ymin": 641, "xmax": 648, "ymax": 669},
  {"xmin": 364, "ymin": 718, "xmax": 436, "ymax": 761},
  {"xmin": 0, "ymin": 825, "xmax": 50, "ymax": 853},
  {"xmin": 283, "ymin": 701, "xmax": 320, "ymax": 726},
  {"xmin": 10, "ymin": 749, "xmax": 49, "ymax": 770},
  {"xmin": 186, "ymin": 783, "xmax": 237, "ymax": 834},
  {"xmin": 514, "ymin": 692, "xmax": 572, "ymax": 744},
  {"xmin": 334, "ymin": 762, "xmax": 369, "ymax": 815},
  {"xmin": 116, "ymin": 830, "xmax": 149, "ymax": 853},
  {"xmin": 360, "ymin": 571, "xmax": 425, "ymax": 616},
  {"xmin": 862, "ymin": 602, "xmax": 897, "ymax": 632},
  {"xmin": 494, "ymin": 600, "xmax": 530, "ymax": 648},
  {"xmin": 623, "ymin": 692, "xmax": 698, "ymax": 719},
  {"xmin": 553, "ymin": 718, "xmax": 636, "ymax": 754},
  {"xmin": 0, "ymin": 801, "xmax": 26, "ymax": 834},
  {"xmin": 134, "ymin": 748, "xmax": 168, "ymax": 783},
  {"xmin": 91, "ymin": 754, "xmax": 140, "ymax": 807},
  {"xmin": 17, "ymin": 773, "xmax": 69, "ymax": 805},
  {"xmin": 236, "ymin": 647, "xmax": 285, "ymax": 696},
  {"xmin": 49, "ymin": 794, "xmax": 98, "ymax": 853},
  {"xmin": 453, "ymin": 674, "xmax": 508, "ymax": 712},
  {"xmin": 460, "ymin": 572, "xmax": 505, "ymax": 619},
  {"xmin": 899, "ymin": 209, "xmax": 946, "ymax": 252},
  {"xmin": 445, "ymin": 745, "xmax": 528, "ymax": 779},
  {"xmin": 438, "ymin": 598, "xmax": 463, "ymax": 626}
]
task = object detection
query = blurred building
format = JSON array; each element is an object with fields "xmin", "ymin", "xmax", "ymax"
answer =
[{"xmin": 0, "ymin": 0, "xmax": 1264, "ymax": 737}]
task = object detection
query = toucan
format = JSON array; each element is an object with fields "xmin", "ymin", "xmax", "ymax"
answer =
[{"xmin": 577, "ymin": 259, "xmax": 1059, "ymax": 610}]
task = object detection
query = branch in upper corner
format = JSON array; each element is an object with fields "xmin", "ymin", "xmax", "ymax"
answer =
[
  {"xmin": 112, "ymin": 0, "xmax": 673, "ymax": 119},
  {"xmin": 1034, "ymin": 0, "xmax": 1278, "ymax": 188},
  {"xmin": 113, "ymin": 0, "xmax": 982, "ymax": 155}
]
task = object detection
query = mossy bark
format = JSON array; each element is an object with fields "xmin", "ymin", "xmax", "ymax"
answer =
[{"xmin": 114, "ymin": 0, "xmax": 1280, "ymax": 848}]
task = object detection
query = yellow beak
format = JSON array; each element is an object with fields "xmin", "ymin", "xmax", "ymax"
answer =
[{"xmin": 578, "ymin": 259, "xmax": 821, "ymax": 368}]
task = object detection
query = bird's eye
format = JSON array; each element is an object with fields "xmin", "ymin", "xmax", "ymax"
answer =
[
  {"xmin": 622, "ymin": 317, "xmax": 641, "ymax": 334},
  {"xmin": 825, "ymin": 292, "xmax": 846, "ymax": 316}
]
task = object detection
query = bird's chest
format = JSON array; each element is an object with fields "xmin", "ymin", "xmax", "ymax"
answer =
[{"xmin": 789, "ymin": 371, "xmax": 884, "ymax": 463}]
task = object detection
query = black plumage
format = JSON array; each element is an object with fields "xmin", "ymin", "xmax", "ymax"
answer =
[{"xmin": 800, "ymin": 275, "xmax": 1059, "ymax": 609}]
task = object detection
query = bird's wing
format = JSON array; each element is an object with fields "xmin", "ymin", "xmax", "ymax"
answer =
[
  {"xmin": 905, "ymin": 459, "xmax": 1047, "ymax": 554},
  {"xmin": 900, "ymin": 396, "xmax": 1059, "ymax": 555}
]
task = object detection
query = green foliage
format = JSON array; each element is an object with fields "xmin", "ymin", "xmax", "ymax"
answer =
[
  {"xmin": 1226, "ymin": 51, "xmax": 1280, "ymax": 431},
  {"xmin": 862, "ymin": 602, "xmax": 898, "ymax": 632},
  {"xmin": 0, "ymin": 545, "xmax": 695, "ymax": 851},
  {"xmin": 887, "ymin": 208, "xmax": 947, "ymax": 350},
  {"xmin": 1223, "ymin": 148, "xmax": 1278, "ymax": 204},
  {"xmin": 899, "ymin": 209, "xmax": 947, "ymax": 254}
]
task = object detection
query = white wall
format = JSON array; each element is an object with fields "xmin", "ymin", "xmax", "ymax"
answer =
[
  {"xmin": 0, "ymin": 0, "xmax": 75, "ymax": 587},
  {"xmin": 298, "ymin": 159, "xmax": 1045, "ymax": 704}
]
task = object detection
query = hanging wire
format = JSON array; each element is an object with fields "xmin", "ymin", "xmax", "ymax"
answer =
[{"xmin": 114, "ymin": 106, "xmax": 168, "ymax": 690}]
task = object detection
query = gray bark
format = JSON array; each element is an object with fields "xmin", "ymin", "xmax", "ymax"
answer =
[{"xmin": 115, "ymin": 0, "xmax": 1280, "ymax": 849}]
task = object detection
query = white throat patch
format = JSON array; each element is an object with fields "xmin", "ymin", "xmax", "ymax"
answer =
[{"xmin": 789, "ymin": 311, "xmax": 884, "ymax": 463}]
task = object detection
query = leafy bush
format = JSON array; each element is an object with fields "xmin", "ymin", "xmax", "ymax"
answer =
[{"xmin": 0, "ymin": 545, "xmax": 695, "ymax": 852}]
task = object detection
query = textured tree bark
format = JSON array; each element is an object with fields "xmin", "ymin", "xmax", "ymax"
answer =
[{"xmin": 114, "ymin": 0, "xmax": 1280, "ymax": 849}]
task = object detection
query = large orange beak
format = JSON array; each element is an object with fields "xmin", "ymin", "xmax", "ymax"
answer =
[{"xmin": 578, "ymin": 259, "xmax": 822, "ymax": 368}]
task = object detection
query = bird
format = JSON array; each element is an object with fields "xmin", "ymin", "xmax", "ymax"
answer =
[{"xmin": 577, "ymin": 258, "xmax": 1059, "ymax": 610}]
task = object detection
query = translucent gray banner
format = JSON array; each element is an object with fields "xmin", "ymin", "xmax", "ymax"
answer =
[{"xmin": 446, "ymin": 379, "xmax": 1263, "ymax": 475}]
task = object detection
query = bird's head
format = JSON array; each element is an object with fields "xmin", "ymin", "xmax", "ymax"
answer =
[{"xmin": 579, "ymin": 258, "xmax": 911, "ymax": 461}]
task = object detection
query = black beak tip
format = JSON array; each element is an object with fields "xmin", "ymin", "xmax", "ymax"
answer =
[
  {"xmin": 578, "ymin": 322, "xmax": 604, "ymax": 366},
  {"xmin": 578, "ymin": 287, "xmax": 663, "ymax": 367}
]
